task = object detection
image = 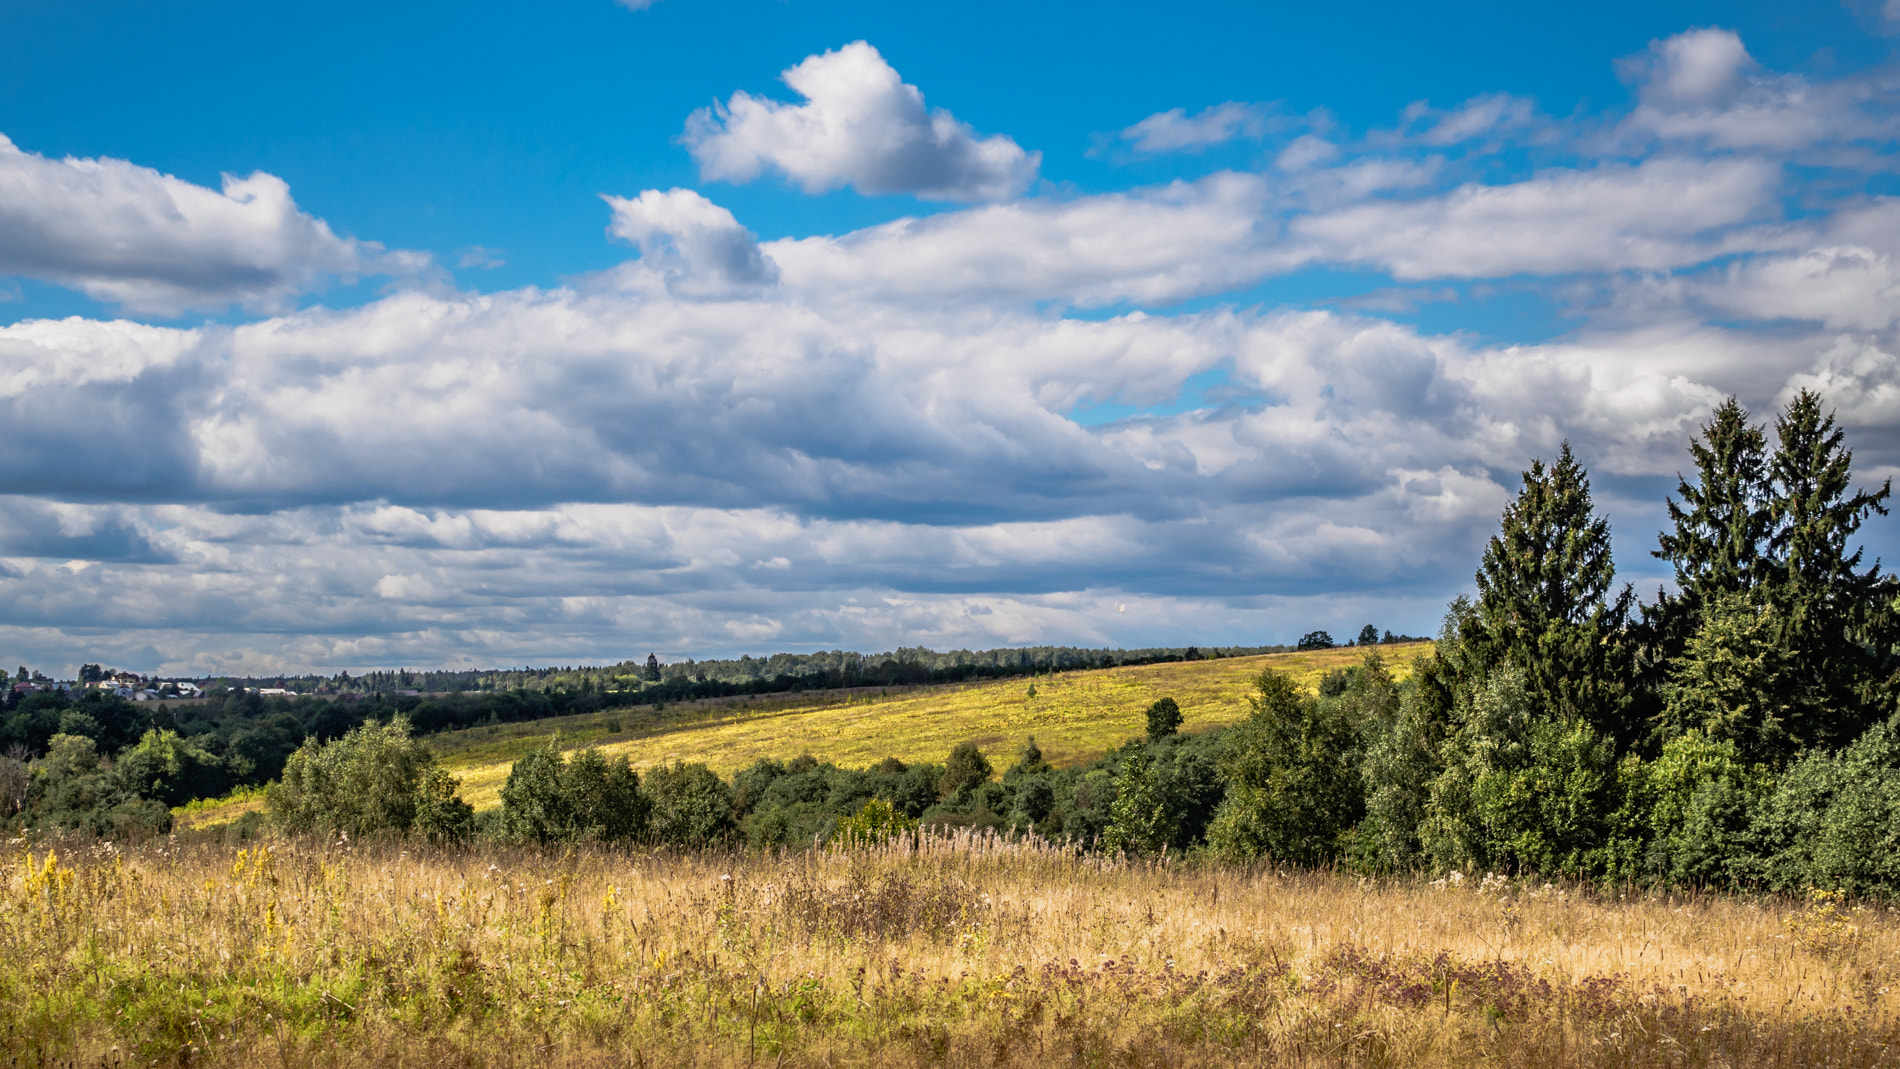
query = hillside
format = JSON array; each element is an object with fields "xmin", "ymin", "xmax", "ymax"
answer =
[
  {"xmin": 429, "ymin": 641, "xmax": 1429, "ymax": 811},
  {"xmin": 171, "ymin": 642, "xmax": 1427, "ymax": 827}
]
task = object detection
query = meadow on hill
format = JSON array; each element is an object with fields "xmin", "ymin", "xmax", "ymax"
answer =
[{"xmin": 419, "ymin": 642, "xmax": 1429, "ymax": 812}]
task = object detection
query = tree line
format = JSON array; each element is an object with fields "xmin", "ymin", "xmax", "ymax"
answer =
[{"xmin": 9, "ymin": 390, "xmax": 1897, "ymax": 898}]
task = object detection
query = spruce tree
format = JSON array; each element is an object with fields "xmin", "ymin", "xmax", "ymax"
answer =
[
  {"xmin": 1761, "ymin": 390, "xmax": 1896, "ymax": 747},
  {"xmin": 1644, "ymin": 398, "xmax": 1776, "ymax": 748},
  {"xmin": 1465, "ymin": 443, "xmax": 1636, "ymax": 743},
  {"xmin": 1655, "ymin": 397, "xmax": 1773, "ymax": 611}
]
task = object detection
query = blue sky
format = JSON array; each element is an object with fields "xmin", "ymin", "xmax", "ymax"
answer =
[{"xmin": 2, "ymin": 0, "xmax": 1899, "ymax": 674}]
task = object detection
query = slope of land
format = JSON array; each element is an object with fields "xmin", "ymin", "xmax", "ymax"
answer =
[
  {"xmin": 170, "ymin": 643, "xmax": 1427, "ymax": 826},
  {"xmin": 427, "ymin": 642, "xmax": 1428, "ymax": 810}
]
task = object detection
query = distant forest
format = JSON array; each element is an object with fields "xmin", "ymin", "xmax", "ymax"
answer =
[{"xmin": 202, "ymin": 635, "xmax": 1422, "ymax": 698}]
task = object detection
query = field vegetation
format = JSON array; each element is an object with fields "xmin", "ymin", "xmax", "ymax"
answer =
[
  {"xmin": 5, "ymin": 832, "xmax": 1896, "ymax": 1067},
  {"xmin": 5, "ymin": 389, "xmax": 1900, "ymax": 1065},
  {"xmin": 426, "ymin": 643, "xmax": 1425, "ymax": 812}
]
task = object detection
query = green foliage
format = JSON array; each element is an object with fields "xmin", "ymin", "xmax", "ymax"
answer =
[
  {"xmin": 1102, "ymin": 748, "xmax": 1173, "ymax": 856},
  {"xmin": 110, "ymin": 729, "xmax": 230, "ymax": 808},
  {"xmin": 266, "ymin": 718, "xmax": 450, "ymax": 838},
  {"xmin": 643, "ymin": 761, "xmax": 734, "ymax": 847},
  {"xmin": 496, "ymin": 740, "xmax": 648, "ymax": 844},
  {"xmin": 1749, "ymin": 717, "xmax": 1900, "ymax": 898},
  {"xmin": 830, "ymin": 797, "xmax": 918, "ymax": 845},
  {"xmin": 1003, "ymin": 737, "xmax": 1052, "ymax": 781},
  {"xmin": 1463, "ymin": 443, "xmax": 1636, "ymax": 745},
  {"xmin": 1607, "ymin": 731, "xmax": 1765, "ymax": 887},
  {"xmin": 1207, "ymin": 669, "xmax": 1361, "ymax": 865},
  {"xmin": 1762, "ymin": 390, "xmax": 1897, "ymax": 748},
  {"xmin": 938, "ymin": 740, "xmax": 993, "ymax": 799},
  {"xmin": 1354, "ymin": 659, "xmax": 1446, "ymax": 871},
  {"xmin": 1655, "ymin": 593, "xmax": 1801, "ymax": 762},
  {"xmin": 1420, "ymin": 670, "xmax": 1619, "ymax": 879},
  {"xmin": 1656, "ymin": 397, "xmax": 1774, "ymax": 606},
  {"xmin": 414, "ymin": 767, "xmax": 475, "ymax": 844},
  {"xmin": 1144, "ymin": 697, "xmax": 1182, "ymax": 742},
  {"xmin": 1297, "ymin": 631, "xmax": 1334, "ymax": 651}
]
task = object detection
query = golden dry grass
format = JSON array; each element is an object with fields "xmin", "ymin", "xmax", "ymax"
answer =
[
  {"xmin": 5, "ymin": 831, "xmax": 1895, "ymax": 1067},
  {"xmin": 427, "ymin": 644, "xmax": 1428, "ymax": 811}
]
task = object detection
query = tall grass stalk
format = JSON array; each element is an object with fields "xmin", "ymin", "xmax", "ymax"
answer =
[{"xmin": 3, "ymin": 828, "xmax": 1895, "ymax": 1066}]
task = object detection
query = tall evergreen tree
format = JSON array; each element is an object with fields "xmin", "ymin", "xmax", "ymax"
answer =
[
  {"xmin": 1643, "ymin": 398, "xmax": 1776, "ymax": 748},
  {"xmin": 1464, "ymin": 443, "xmax": 1637, "ymax": 743},
  {"xmin": 1655, "ymin": 397, "xmax": 1773, "ymax": 609},
  {"xmin": 1762, "ymin": 390, "xmax": 1896, "ymax": 747}
]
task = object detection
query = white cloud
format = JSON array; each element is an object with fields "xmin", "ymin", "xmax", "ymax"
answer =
[
  {"xmin": 1290, "ymin": 158, "xmax": 1784, "ymax": 278},
  {"xmin": 603, "ymin": 188, "xmax": 779, "ymax": 296},
  {"xmin": 0, "ymin": 133, "xmax": 420, "ymax": 314},
  {"xmin": 767, "ymin": 171, "xmax": 1281, "ymax": 307},
  {"xmin": 1688, "ymin": 246, "xmax": 1900, "ymax": 330},
  {"xmin": 12, "ymin": 26, "xmax": 1900, "ymax": 670},
  {"xmin": 1378, "ymin": 93, "xmax": 1543, "ymax": 147},
  {"xmin": 1118, "ymin": 102, "xmax": 1268, "ymax": 154},
  {"xmin": 1612, "ymin": 28, "xmax": 1900, "ymax": 151},
  {"xmin": 682, "ymin": 41, "xmax": 1039, "ymax": 201}
]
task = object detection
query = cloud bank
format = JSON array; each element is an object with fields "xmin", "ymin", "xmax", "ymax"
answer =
[{"xmin": 5, "ymin": 29, "xmax": 1900, "ymax": 674}]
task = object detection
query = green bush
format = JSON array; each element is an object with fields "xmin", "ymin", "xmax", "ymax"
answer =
[
  {"xmin": 830, "ymin": 797, "xmax": 918, "ymax": 845},
  {"xmin": 497, "ymin": 741, "xmax": 648, "ymax": 844},
  {"xmin": 266, "ymin": 718, "xmax": 456, "ymax": 838},
  {"xmin": 1207, "ymin": 668, "xmax": 1361, "ymax": 864},
  {"xmin": 938, "ymin": 741, "xmax": 993, "ymax": 799},
  {"xmin": 1145, "ymin": 697, "xmax": 1183, "ymax": 741},
  {"xmin": 1750, "ymin": 717, "xmax": 1900, "ymax": 898},
  {"xmin": 1608, "ymin": 731, "xmax": 1764, "ymax": 888},
  {"xmin": 1103, "ymin": 748, "xmax": 1173, "ymax": 856},
  {"xmin": 1420, "ymin": 670, "xmax": 1619, "ymax": 879},
  {"xmin": 644, "ymin": 761, "xmax": 735, "ymax": 847}
]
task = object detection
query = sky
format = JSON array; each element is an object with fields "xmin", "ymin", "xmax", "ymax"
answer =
[{"xmin": 3, "ymin": 0, "xmax": 1900, "ymax": 676}]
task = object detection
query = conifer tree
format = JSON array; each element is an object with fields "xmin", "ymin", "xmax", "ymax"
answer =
[
  {"xmin": 1761, "ymin": 390, "xmax": 1896, "ymax": 747},
  {"xmin": 1464, "ymin": 443, "xmax": 1636, "ymax": 743},
  {"xmin": 1655, "ymin": 397, "xmax": 1773, "ymax": 613}
]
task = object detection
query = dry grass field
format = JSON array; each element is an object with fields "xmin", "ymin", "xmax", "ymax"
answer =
[
  {"xmin": 4, "ymin": 830, "xmax": 1895, "ymax": 1067},
  {"xmin": 419, "ymin": 644, "xmax": 1430, "ymax": 812}
]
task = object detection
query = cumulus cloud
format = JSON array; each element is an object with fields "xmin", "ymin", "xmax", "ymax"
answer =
[
  {"xmin": 0, "ymin": 133, "xmax": 420, "ymax": 314},
  {"xmin": 11, "ymin": 26, "xmax": 1900, "ymax": 670},
  {"xmin": 603, "ymin": 188, "xmax": 778, "ymax": 295},
  {"xmin": 766, "ymin": 171, "xmax": 1279, "ymax": 307},
  {"xmin": 1611, "ymin": 28, "xmax": 1900, "ymax": 151},
  {"xmin": 1290, "ymin": 158, "xmax": 1785, "ymax": 278},
  {"xmin": 682, "ymin": 41, "xmax": 1039, "ymax": 200},
  {"xmin": 1117, "ymin": 102, "xmax": 1269, "ymax": 154}
]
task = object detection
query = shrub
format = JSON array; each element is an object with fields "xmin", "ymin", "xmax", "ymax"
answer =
[
  {"xmin": 413, "ymin": 767, "xmax": 475, "ymax": 844},
  {"xmin": 1145, "ymin": 697, "xmax": 1183, "ymax": 741},
  {"xmin": 830, "ymin": 797, "xmax": 918, "ymax": 845},
  {"xmin": 1608, "ymin": 731, "xmax": 1763, "ymax": 888},
  {"xmin": 644, "ymin": 761, "xmax": 735, "ymax": 847},
  {"xmin": 498, "ymin": 740, "xmax": 648, "ymax": 844},
  {"xmin": 1420, "ymin": 670, "xmax": 1619, "ymax": 879},
  {"xmin": 1207, "ymin": 669, "xmax": 1361, "ymax": 865},
  {"xmin": 266, "ymin": 718, "xmax": 449, "ymax": 838},
  {"xmin": 1103, "ymin": 749, "xmax": 1173, "ymax": 857},
  {"xmin": 1750, "ymin": 717, "xmax": 1900, "ymax": 898},
  {"xmin": 938, "ymin": 741, "xmax": 992, "ymax": 799},
  {"xmin": 110, "ymin": 729, "xmax": 229, "ymax": 809}
]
